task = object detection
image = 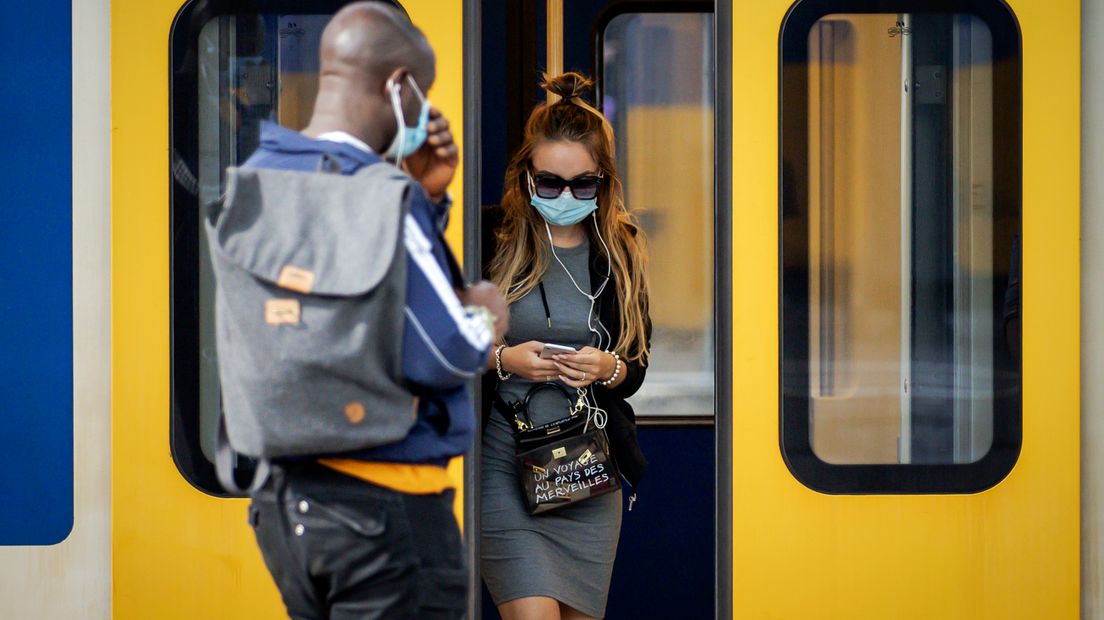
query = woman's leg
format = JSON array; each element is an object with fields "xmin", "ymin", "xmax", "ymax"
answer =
[
  {"xmin": 558, "ymin": 602, "xmax": 599, "ymax": 620},
  {"xmin": 497, "ymin": 596, "xmax": 562, "ymax": 620}
]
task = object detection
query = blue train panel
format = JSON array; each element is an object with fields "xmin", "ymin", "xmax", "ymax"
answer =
[{"xmin": 0, "ymin": 0, "xmax": 73, "ymax": 545}]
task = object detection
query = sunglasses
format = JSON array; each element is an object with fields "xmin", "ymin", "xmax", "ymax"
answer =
[{"xmin": 528, "ymin": 171, "xmax": 603, "ymax": 200}]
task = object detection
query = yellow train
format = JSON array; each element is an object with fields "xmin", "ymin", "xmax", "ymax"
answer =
[{"xmin": 0, "ymin": 0, "xmax": 1096, "ymax": 617}]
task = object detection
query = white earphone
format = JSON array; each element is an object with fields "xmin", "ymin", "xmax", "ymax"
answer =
[{"xmin": 544, "ymin": 213, "xmax": 613, "ymax": 431}]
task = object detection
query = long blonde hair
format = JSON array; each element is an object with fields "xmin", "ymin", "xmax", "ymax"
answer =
[{"xmin": 488, "ymin": 72, "xmax": 650, "ymax": 363}]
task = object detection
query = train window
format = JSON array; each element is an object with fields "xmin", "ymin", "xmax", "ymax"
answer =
[
  {"xmin": 602, "ymin": 12, "xmax": 715, "ymax": 421},
  {"xmin": 170, "ymin": 1, "xmax": 393, "ymax": 494},
  {"xmin": 780, "ymin": 1, "xmax": 1021, "ymax": 492}
]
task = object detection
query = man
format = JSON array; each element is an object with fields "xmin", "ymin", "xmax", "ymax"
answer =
[{"xmin": 242, "ymin": 4, "xmax": 506, "ymax": 618}]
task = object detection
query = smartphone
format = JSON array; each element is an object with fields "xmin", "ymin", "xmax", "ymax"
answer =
[{"xmin": 539, "ymin": 343, "xmax": 577, "ymax": 359}]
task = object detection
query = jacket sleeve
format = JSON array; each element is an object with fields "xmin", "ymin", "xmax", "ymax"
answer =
[
  {"xmin": 598, "ymin": 287, "xmax": 651, "ymax": 487},
  {"xmin": 401, "ymin": 202, "xmax": 493, "ymax": 390},
  {"xmin": 604, "ymin": 308, "xmax": 651, "ymax": 401},
  {"xmin": 598, "ymin": 246, "xmax": 652, "ymax": 401}
]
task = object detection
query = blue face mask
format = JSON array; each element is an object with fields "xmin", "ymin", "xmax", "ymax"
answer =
[
  {"xmin": 383, "ymin": 74, "xmax": 430, "ymax": 161},
  {"xmin": 527, "ymin": 172, "xmax": 599, "ymax": 226}
]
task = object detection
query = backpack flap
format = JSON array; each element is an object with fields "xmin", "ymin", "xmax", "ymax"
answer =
[
  {"xmin": 212, "ymin": 163, "xmax": 411, "ymax": 296},
  {"xmin": 204, "ymin": 162, "xmax": 416, "ymax": 459}
]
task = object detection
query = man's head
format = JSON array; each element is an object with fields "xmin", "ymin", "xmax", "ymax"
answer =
[{"xmin": 305, "ymin": 1, "xmax": 435, "ymax": 152}]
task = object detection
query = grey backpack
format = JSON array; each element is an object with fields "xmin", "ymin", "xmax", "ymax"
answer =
[{"xmin": 205, "ymin": 162, "xmax": 416, "ymax": 464}]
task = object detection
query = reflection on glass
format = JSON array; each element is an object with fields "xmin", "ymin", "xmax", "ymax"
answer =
[
  {"xmin": 805, "ymin": 13, "xmax": 1009, "ymax": 464},
  {"xmin": 603, "ymin": 13, "xmax": 715, "ymax": 419},
  {"xmin": 196, "ymin": 15, "xmax": 327, "ymax": 461}
]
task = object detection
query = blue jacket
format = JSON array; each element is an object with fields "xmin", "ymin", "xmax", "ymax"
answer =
[{"xmin": 242, "ymin": 122, "xmax": 490, "ymax": 464}]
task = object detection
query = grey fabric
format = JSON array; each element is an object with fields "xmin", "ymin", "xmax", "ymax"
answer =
[
  {"xmin": 213, "ymin": 165, "xmax": 403, "ymax": 296},
  {"xmin": 481, "ymin": 240, "xmax": 622, "ymax": 618},
  {"xmin": 206, "ymin": 164, "xmax": 415, "ymax": 458}
]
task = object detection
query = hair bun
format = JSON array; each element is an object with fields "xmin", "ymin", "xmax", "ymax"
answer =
[{"xmin": 542, "ymin": 72, "xmax": 593, "ymax": 101}]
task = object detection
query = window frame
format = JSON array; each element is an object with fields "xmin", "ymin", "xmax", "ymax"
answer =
[
  {"xmin": 168, "ymin": 0, "xmax": 402, "ymax": 496},
  {"xmin": 779, "ymin": 0, "xmax": 1023, "ymax": 494}
]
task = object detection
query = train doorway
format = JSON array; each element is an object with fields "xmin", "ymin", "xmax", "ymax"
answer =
[{"xmin": 467, "ymin": 1, "xmax": 728, "ymax": 617}]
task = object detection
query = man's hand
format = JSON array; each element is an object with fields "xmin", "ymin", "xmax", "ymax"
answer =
[
  {"xmin": 404, "ymin": 107, "xmax": 458, "ymax": 202},
  {"xmin": 459, "ymin": 280, "xmax": 509, "ymax": 341}
]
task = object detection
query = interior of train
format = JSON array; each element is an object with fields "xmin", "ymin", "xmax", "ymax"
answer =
[{"xmin": 478, "ymin": 2, "xmax": 717, "ymax": 616}]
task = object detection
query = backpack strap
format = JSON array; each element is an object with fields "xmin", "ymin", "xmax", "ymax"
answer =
[
  {"xmin": 215, "ymin": 412, "xmax": 270, "ymax": 496},
  {"xmin": 205, "ymin": 195, "xmax": 225, "ymax": 227}
]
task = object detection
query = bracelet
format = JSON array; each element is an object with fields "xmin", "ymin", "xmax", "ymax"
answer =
[
  {"xmin": 495, "ymin": 344, "xmax": 513, "ymax": 381},
  {"xmin": 598, "ymin": 352, "xmax": 622, "ymax": 387}
]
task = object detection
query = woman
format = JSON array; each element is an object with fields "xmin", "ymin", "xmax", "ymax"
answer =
[{"xmin": 480, "ymin": 72, "xmax": 651, "ymax": 620}]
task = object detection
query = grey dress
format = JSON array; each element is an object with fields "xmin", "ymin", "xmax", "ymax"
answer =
[{"xmin": 480, "ymin": 239, "xmax": 622, "ymax": 618}]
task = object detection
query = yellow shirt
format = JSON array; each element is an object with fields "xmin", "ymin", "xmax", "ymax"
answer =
[{"xmin": 318, "ymin": 458, "xmax": 454, "ymax": 495}]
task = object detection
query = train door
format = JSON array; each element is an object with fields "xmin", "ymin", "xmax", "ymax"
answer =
[
  {"xmin": 171, "ymin": 6, "xmax": 340, "ymax": 496},
  {"xmin": 727, "ymin": 0, "xmax": 1079, "ymax": 618},
  {"xmin": 168, "ymin": 0, "xmax": 468, "ymax": 501},
  {"xmin": 474, "ymin": 1, "xmax": 722, "ymax": 617},
  {"xmin": 115, "ymin": 1, "xmax": 468, "ymax": 617}
]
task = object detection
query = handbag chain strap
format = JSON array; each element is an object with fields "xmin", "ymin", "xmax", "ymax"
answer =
[{"xmin": 493, "ymin": 382, "xmax": 587, "ymax": 433}]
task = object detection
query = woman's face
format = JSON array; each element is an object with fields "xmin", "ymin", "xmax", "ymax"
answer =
[{"xmin": 530, "ymin": 140, "xmax": 599, "ymax": 186}]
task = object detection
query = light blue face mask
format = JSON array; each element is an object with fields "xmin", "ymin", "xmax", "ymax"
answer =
[
  {"xmin": 527, "ymin": 171, "xmax": 599, "ymax": 226},
  {"xmin": 382, "ymin": 74, "xmax": 430, "ymax": 161}
]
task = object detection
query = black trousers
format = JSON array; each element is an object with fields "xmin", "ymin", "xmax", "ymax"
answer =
[{"xmin": 249, "ymin": 461, "xmax": 467, "ymax": 620}]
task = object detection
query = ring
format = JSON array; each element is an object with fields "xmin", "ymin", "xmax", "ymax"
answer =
[{"xmin": 581, "ymin": 372, "xmax": 587, "ymax": 381}]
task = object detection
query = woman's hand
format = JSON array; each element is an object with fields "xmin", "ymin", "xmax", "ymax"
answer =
[
  {"xmin": 500, "ymin": 341, "xmax": 561, "ymax": 382},
  {"xmin": 553, "ymin": 346, "xmax": 615, "ymax": 388}
]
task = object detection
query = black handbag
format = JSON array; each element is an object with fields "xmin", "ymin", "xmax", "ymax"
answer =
[{"xmin": 493, "ymin": 382, "xmax": 621, "ymax": 515}]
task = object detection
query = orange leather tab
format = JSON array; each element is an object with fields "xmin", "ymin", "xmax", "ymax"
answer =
[
  {"xmin": 264, "ymin": 299, "xmax": 301, "ymax": 325},
  {"xmin": 277, "ymin": 265, "xmax": 315, "ymax": 293}
]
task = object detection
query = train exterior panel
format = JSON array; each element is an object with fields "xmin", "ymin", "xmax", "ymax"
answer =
[
  {"xmin": 730, "ymin": 0, "xmax": 1079, "ymax": 617},
  {"xmin": 0, "ymin": 0, "xmax": 111, "ymax": 617}
]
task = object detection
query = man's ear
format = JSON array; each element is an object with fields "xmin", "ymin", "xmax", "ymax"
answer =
[{"xmin": 382, "ymin": 67, "xmax": 408, "ymax": 95}]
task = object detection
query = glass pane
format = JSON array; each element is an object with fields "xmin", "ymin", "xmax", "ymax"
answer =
[
  {"xmin": 603, "ymin": 13, "xmax": 715, "ymax": 418},
  {"xmin": 804, "ymin": 13, "xmax": 1012, "ymax": 464},
  {"xmin": 195, "ymin": 14, "xmax": 329, "ymax": 464}
]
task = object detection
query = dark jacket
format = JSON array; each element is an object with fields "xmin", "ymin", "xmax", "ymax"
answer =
[{"xmin": 480, "ymin": 205, "xmax": 650, "ymax": 488}]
